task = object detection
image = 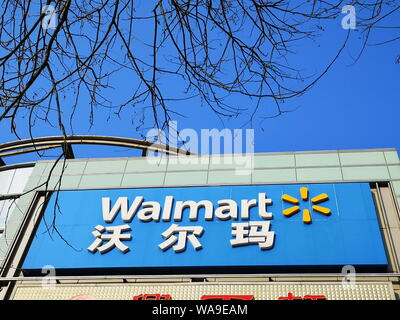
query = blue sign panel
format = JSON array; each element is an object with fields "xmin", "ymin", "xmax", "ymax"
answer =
[{"xmin": 22, "ymin": 183, "xmax": 388, "ymax": 271}]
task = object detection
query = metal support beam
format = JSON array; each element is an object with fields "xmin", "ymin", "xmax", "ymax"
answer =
[
  {"xmin": 0, "ymin": 135, "xmax": 194, "ymax": 162},
  {"xmin": 62, "ymin": 143, "xmax": 75, "ymax": 159},
  {"xmin": 0, "ymin": 273, "xmax": 399, "ymax": 283}
]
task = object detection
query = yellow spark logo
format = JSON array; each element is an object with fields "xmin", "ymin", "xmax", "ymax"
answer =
[{"xmin": 282, "ymin": 187, "xmax": 331, "ymax": 224}]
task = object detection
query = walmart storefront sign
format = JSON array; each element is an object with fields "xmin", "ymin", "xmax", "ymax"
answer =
[{"xmin": 22, "ymin": 183, "xmax": 388, "ymax": 271}]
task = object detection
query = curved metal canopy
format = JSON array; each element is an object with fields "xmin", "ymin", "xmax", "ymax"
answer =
[{"xmin": 0, "ymin": 135, "xmax": 192, "ymax": 166}]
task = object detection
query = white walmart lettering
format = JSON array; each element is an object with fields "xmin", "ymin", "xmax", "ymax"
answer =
[{"xmin": 102, "ymin": 194, "xmax": 273, "ymax": 222}]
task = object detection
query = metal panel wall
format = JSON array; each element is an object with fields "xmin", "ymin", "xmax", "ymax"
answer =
[{"xmin": 0, "ymin": 167, "xmax": 33, "ymax": 231}]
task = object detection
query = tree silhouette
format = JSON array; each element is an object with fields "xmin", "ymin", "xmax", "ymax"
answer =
[{"xmin": 0, "ymin": 0, "xmax": 398, "ymax": 142}]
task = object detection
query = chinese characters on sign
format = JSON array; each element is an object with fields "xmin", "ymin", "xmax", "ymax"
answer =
[
  {"xmin": 158, "ymin": 224, "xmax": 204, "ymax": 252},
  {"xmin": 132, "ymin": 294, "xmax": 255, "ymax": 300},
  {"xmin": 277, "ymin": 292, "xmax": 327, "ymax": 300},
  {"xmin": 231, "ymin": 222, "xmax": 274, "ymax": 250},
  {"xmin": 132, "ymin": 293, "xmax": 326, "ymax": 300},
  {"xmin": 88, "ymin": 224, "xmax": 132, "ymax": 253},
  {"xmin": 88, "ymin": 193, "xmax": 276, "ymax": 254},
  {"xmin": 133, "ymin": 294, "xmax": 172, "ymax": 300}
]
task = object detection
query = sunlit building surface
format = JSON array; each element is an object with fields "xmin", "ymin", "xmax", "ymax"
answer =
[{"xmin": 0, "ymin": 136, "xmax": 399, "ymax": 300}]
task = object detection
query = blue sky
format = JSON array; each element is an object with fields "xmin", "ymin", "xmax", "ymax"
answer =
[{"xmin": 0, "ymin": 3, "xmax": 399, "ymax": 161}]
